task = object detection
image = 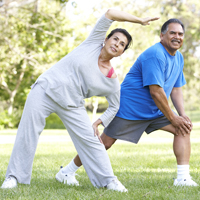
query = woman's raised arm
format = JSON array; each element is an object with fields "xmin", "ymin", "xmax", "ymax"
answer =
[{"xmin": 105, "ymin": 9, "xmax": 159, "ymax": 25}]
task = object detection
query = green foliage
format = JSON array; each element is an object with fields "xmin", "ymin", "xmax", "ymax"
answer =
[
  {"xmin": 186, "ymin": 110, "xmax": 200, "ymax": 122},
  {"xmin": 0, "ymin": 0, "xmax": 83, "ymax": 120},
  {"xmin": 45, "ymin": 113, "xmax": 65, "ymax": 129},
  {"xmin": 0, "ymin": 0, "xmax": 200, "ymax": 128},
  {"xmin": 0, "ymin": 111, "xmax": 11, "ymax": 130},
  {"xmin": 0, "ymin": 109, "xmax": 22, "ymax": 129},
  {"xmin": 44, "ymin": 111, "xmax": 105, "ymax": 129}
]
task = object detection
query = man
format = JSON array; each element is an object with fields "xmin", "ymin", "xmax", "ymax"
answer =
[
  {"xmin": 55, "ymin": 18, "xmax": 198, "ymax": 187},
  {"xmin": 103, "ymin": 18, "xmax": 198, "ymax": 186}
]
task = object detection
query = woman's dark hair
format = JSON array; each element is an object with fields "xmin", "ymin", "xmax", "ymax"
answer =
[
  {"xmin": 161, "ymin": 18, "xmax": 185, "ymax": 34},
  {"xmin": 107, "ymin": 28, "xmax": 132, "ymax": 51}
]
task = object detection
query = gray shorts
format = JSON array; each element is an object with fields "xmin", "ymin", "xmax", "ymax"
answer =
[{"xmin": 104, "ymin": 116, "xmax": 171, "ymax": 144}]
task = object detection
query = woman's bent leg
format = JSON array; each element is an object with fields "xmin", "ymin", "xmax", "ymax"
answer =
[{"xmin": 58, "ymin": 106, "xmax": 116, "ymax": 188}]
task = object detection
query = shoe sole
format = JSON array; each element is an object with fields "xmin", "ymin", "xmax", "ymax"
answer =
[
  {"xmin": 1, "ymin": 185, "xmax": 17, "ymax": 189},
  {"xmin": 174, "ymin": 182, "xmax": 198, "ymax": 187},
  {"xmin": 55, "ymin": 173, "xmax": 63, "ymax": 183},
  {"xmin": 174, "ymin": 184, "xmax": 198, "ymax": 186}
]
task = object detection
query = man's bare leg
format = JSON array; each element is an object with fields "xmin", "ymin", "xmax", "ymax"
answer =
[
  {"xmin": 160, "ymin": 124, "xmax": 190, "ymax": 164},
  {"xmin": 74, "ymin": 133, "xmax": 117, "ymax": 167},
  {"xmin": 160, "ymin": 124, "xmax": 197, "ymax": 186}
]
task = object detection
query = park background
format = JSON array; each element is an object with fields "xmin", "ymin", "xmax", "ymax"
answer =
[
  {"xmin": 0, "ymin": 0, "xmax": 200, "ymax": 199},
  {"xmin": 0, "ymin": 0, "xmax": 200, "ymax": 129}
]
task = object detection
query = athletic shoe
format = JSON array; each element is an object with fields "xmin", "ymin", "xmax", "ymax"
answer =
[
  {"xmin": 174, "ymin": 178, "xmax": 198, "ymax": 186},
  {"xmin": 107, "ymin": 179, "xmax": 128, "ymax": 192},
  {"xmin": 1, "ymin": 176, "xmax": 17, "ymax": 189},
  {"xmin": 55, "ymin": 167, "xmax": 79, "ymax": 186}
]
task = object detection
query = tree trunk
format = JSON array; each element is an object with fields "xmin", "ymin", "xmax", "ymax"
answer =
[
  {"xmin": 7, "ymin": 100, "xmax": 13, "ymax": 115},
  {"xmin": 92, "ymin": 98, "xmax": 98, "ymax": 122}
]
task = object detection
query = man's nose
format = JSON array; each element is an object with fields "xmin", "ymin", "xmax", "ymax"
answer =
[{"xmin": 175, "ymin": 33, "xmax": 180, "ymax": 38}]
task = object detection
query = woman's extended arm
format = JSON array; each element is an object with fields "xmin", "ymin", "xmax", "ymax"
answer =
[
  {"xmin": 105, "ymin": 9, "xmax": 159, "ymax": 25},
  {"xmin": 92, "ymin": 90, "xmax": 120, "ymax": 143}
]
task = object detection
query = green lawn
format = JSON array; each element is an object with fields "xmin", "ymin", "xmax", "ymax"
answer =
[{"xmin": 0, "ymin": 124, "xmax": 200, "ymax": 200}]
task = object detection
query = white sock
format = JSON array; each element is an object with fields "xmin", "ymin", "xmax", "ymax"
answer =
[
  {"xmin": 61, "ymin": 159, "xmax": 80, "ymax": 175},
  {"xmin": 177, "ymin": 165, "xmax": 190, "ymax": 180}
]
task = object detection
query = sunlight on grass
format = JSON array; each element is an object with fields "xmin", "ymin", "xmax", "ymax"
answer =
[
  {"xmin": 0, "ymin": 140, "xmax": 200, "ymax": 199},
  {"xmin": 0, "ymin": 121, "xmax": 200, "ymax": 199}
]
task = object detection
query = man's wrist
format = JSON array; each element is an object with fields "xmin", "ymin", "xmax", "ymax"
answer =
[{"xmin": 168, "ymin": 112, "xmax": 176, "ymax": 123}]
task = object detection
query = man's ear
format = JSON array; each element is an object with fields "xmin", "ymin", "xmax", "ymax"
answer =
[{"xmin": 160, "ymin": 33, "xmax": 163, "ymax": 41}]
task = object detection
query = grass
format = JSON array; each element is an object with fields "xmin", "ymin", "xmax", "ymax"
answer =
[
  {"xmin": 186, "ymin": 110, "xmax": 200, "ymax": 122},
  {"xmin": 0, "ymin": 124, "xmax": 200, "ymax": 199}
]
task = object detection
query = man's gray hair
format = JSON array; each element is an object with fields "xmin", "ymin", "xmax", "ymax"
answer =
[{"xmin": 161, "ymin": 18, "xmax": 185, "ymax": 34}]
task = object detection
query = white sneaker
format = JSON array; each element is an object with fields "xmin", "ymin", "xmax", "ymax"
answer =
[
  {"xmin": 174, "ymin": 178, "xmax": 198, "ymax": 186},
  {"xmin": 107, "ymin": 179, "xmax": 128, "ymax": 192},
  {"xmin": 55, "ymin": 167, "xmax": 79, "ymax": 186},
  {"xmin": 1, "ymin": 176, "xmax": 17, "ymax": 189}
]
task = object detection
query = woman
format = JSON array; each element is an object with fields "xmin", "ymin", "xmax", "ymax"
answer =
[{"xmin": 1, "ymin": 9, "xmax": 159, "ymax": 191}]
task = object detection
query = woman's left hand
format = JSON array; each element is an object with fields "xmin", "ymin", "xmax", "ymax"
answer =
[{"xmin": 92, "ymin": 119, "xmax": 103, "ymax": 143}]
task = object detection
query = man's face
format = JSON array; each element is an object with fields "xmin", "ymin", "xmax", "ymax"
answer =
[{"xmin": 160, "ymin": 23, "xmax": 184, "ymax": 56}]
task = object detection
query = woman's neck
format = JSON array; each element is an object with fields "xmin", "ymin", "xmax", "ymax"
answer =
[{"xmin": 99, "ymin": 47, "xmax": 113, "ymax": 65}]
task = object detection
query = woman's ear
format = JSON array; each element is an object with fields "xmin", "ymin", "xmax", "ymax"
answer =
[
  {"xmin": 103, "ymin": 38, "xmax": 108, "ymax": 46},
  {"xmin": 104, "ymin": 37, "xmax": 108, "ymax": 44}
]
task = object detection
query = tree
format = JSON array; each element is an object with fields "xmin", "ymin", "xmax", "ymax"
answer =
[
  {"xmin": 0, "ymin": 0, "xmax": 85, "ymax": 127},
  {"xmin": 1, "ymin": 0, "xmax": 199, "ymax": 128}
]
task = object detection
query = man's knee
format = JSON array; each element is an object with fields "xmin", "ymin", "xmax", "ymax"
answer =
[
  {"xmin": 101, "ymin": 133, "xmax": 116, "ymax": 150},
  {"xmin": 160, "ymin": 124, "xmax": 191, "ymax": 137},
  {"xmin": 103, "ymin": 141, "xmax": 114, "ymax": 150}
]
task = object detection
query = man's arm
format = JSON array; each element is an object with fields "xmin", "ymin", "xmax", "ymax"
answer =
[
  {"xmin": 149, "ymin": 84, "xmax": 191, "ymax": 136},
  {"xmin": 170, "ymin": 87, "xmax": 192, "ymax": 128}
]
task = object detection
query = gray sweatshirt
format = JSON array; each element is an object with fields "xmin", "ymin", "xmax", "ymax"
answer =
[{"xmin": 35, "ymin": 14, "xmax": 120, "ymax": 127}]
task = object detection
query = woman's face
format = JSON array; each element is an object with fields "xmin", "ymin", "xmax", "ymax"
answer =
[{"xmin": 104, "ymin": 32, "xmax": 128, "ymax": 57}]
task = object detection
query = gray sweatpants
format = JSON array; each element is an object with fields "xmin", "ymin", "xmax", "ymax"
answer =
[{"xmin": 6, "ymin": 83, "xmax": 116, "ymax": 187}]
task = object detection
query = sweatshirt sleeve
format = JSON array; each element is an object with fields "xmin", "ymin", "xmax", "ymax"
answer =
[
  {"xmin": 84, "ymin": 14, "xmax": 114, "ymax": 45},
  {"xmin": 99, "ymin": 90, "xmax": 120, "ymax": 127}
]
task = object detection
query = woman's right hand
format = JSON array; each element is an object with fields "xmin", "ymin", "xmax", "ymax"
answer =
[
  {"xmin": 92, "ymin": 119, "xmax": 103, "ymax": 143},
  {"xmin": 105, "ymin": 9, "xmax": 159, "ymax": 25},
  {"xmin": 140, "ymin": 17, "xmax": 160, "ymax": 26}
]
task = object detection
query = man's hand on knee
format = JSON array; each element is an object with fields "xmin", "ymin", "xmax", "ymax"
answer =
[{"xmin": 172, "ymin": 115, "xmax": 192, "ymax": 136}]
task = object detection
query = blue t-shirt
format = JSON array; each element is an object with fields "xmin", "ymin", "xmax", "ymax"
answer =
[{"xmin": 116, "ymin": 42, "xmax": 186, "ymax": 120}]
